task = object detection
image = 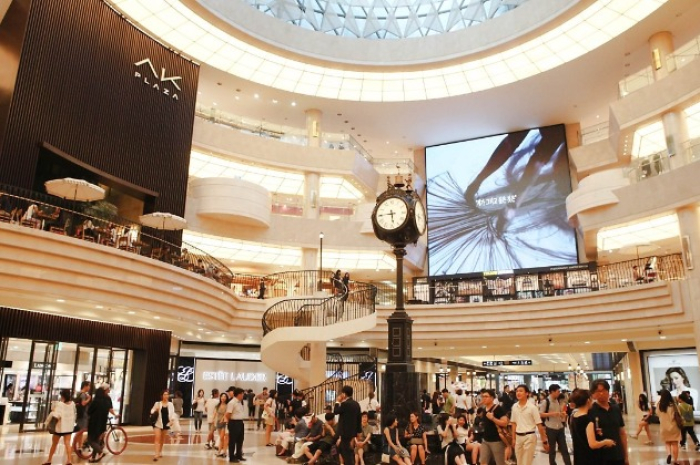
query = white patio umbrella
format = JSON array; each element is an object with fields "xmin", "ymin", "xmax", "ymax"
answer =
[
  {"xmin": 139, "ymin": 212, "xmax": 187, "ymax": 231},
  {"xmin": 44, "ymin": 178, "xmax": 105, "ymax": 202}
]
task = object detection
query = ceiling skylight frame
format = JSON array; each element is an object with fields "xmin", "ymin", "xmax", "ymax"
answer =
[{"xmin": 108, "ymin": 0, "xmax": 668, "ymax": 102}]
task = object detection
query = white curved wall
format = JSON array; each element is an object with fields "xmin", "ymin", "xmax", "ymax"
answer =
[
  {"xmin": 189, "ymin": 177, "xmax": 271, "ymax": 227},
  {"xmin": 1, "ymin": 223, "xmax": 695, "ymax": 353},
  {"xmin": 192, "ymin": 118, "xmax": 379, "ymax": 196},
  {"xmin": 566, "ymin": 168, "xmax": 629, "ymax": 219}
]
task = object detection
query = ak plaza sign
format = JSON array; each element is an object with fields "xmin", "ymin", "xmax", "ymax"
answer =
[{"xmin": 134, "ymin": 58, "xmax": 182, "ymax": 101}]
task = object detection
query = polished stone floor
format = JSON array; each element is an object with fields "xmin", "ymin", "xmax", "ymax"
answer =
[{"xmin": 0, "ymin": 419, "xmax": 698, "ymax": 464}]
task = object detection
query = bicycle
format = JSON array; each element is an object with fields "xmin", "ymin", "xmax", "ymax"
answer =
[{"xmin": 74, "ymin": 416, "xmax": 128, "ymax": 459}]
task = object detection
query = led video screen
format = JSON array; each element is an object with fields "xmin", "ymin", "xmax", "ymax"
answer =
[{"xmin": 426, "ymin": 125, "xmax": 577, "ymax": 275}]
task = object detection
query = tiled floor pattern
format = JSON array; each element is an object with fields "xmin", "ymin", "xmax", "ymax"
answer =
[{"xmin": 0, "ymin": 420, "xmax": 698, "ymax": 464}]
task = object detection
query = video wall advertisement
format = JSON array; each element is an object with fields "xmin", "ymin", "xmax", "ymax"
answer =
[
  {"xmin": 644, "ymin": 349, "xmax": 700, "ymax": 412},
  {"xmin": 425, "ymin": 124, "xmax": 577, "ymax": 276}
]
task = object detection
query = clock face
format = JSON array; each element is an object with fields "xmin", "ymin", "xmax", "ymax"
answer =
[
  {"xmin": 414, "ymin": 200, "xmax": 427, "ymax": 235},
  {"xmin": 375, "ymin": 197, "xmax": 409, "ymax": 231}
]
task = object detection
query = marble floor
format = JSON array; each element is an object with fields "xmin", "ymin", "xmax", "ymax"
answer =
[{"xmin": 0, "ymin": 419, "xmax": 698, "ymax": 464}]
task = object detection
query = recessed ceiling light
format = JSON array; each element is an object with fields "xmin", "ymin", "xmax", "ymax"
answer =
[
  {"xmin": 154, "ymin": 316, "xmax": 160, "ymax": 319},
  {"xmin": 584, "ymin": 341, "xmax": 590, "ymax": 344},
  {"xmin": 417, "ymin": 347, "xmax": 422, "ymax": 350},
  {"xmin": 206, "ymin": 331, "xmax": 212, "ymax": 334},
  {"xmin": 128, "ymin": 311, "xmax": 135, "ymax": 315},
  {"xmin": 253, "ymin": 93, "xmax": 259, "ymax": 99},
  {"xmin": 235, "ymin": 96, "xmax": 239, "ymax": 100},
  {"xmin": 515, "ymin": 344, "xmax": 520, "ymax": 348},
  {"xmin": 291, "ymin": 102, "xmax": 296, "ymax": 106},
  {"xmin": 482, "ymin": 346, "xmax": 487, "ymax": 349},
  {"xmin": 198, "ymin": 328, "xmax": 204, "ymax": 331},
  {"xmin": 621, "ymin": 339, "xmax": 627, "ymax": 342},
  {"xmin": 96, "ymin": 305, "xmax": 104, "ymax": 309},
  {"xmin": 56, "ymin": 299, "xmax": 65, "ymax": 303},
  {"xmin": 272, "ymin": 99, "xmax": 278, "ymax": 104},
  {"xmin": 212, "ymin": 102, "xmax": 217, "ymax": 106}
]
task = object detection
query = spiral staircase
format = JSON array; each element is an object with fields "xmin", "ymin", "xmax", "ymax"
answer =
[{"xmin": 261, "ymin": 270, "xmax": 377, "ymax": 388}]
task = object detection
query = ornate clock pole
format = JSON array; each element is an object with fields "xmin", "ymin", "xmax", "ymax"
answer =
[{"xmin": 371, "ymin": 172, "xmax": 426, "ymax": 425}]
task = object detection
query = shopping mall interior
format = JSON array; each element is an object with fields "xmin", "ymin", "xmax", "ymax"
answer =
[{"xmin": 2, "ymin": 0, "xmax": 700, "ymax": 462}]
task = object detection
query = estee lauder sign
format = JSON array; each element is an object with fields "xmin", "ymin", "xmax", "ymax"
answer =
[
  {"xmin": 202, "ymin": 371, "xmax": 268, "ymax": 382},
  {"xmin": 134, "ymin": 58, "xmax": 182, "ymax": 101}
]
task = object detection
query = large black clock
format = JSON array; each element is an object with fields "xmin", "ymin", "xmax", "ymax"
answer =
[{"xmin": 371, "ymin": 178, "xmax": 426, "ymax": 247}]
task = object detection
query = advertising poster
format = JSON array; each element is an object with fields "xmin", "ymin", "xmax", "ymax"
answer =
[
  {"xmin": 425, "ymin": 125, "xmax": 577, "ymax": 275},
  {"xmin": 645, "ymin": 350, "xmax": 700, "ymax": 413}
]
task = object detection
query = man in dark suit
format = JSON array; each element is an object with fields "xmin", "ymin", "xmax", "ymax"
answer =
[{"xmin": 333, "ymin": 385, "xmax": 361, "ymax": 465}]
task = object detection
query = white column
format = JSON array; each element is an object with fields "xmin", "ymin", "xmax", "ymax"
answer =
[
  {"xmin": 662, "ymin": 110, "xmax": 690, "ymax": 169},
  {"xmin": 626, "ymin": 352, "xmax": 644, "ymax": 419},
  {"xmin": 304, "ymin": 172, "xmax": 320, "ymax": 219},
  {"xmin": 307, "ymin": 342, "xmax": 327, "ymax": 387},
  {"xmin": 676, "ymin": 206, "xmax": 700, "ymax": 366},
  {"xmin": 649, "ymin": 31, "xmax": 675, "ymax": 81},
  {"xmin": 305, "ymin": 109, "xmax": 322, "ymax": 148}
]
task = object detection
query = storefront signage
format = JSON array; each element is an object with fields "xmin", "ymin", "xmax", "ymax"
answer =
[
  {"xmin": 202, "ymin": 371, "xmax": 268, "ymax": 382},
  {"xmin": 482, "ymin": 360, "xmax": 532, "ymax": 367},
  {"xmin": 177, "ymin": 365, "xmax": 195, "ymax": 383},
  {"xmin": 31, "ymin": 362, "xmax": 52, "ymax": 370},
  {"xmin": 276, "ymin": 374, "xmax": 293, "ymax": 385},
  {"xmin": 134, "ymin": 58, "xmax": 182, "ymax": 101}
]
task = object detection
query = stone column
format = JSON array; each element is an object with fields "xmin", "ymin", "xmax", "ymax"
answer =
[
  {"xmin": 649, "ymin": 31, "xmax": 675, "ymax": 81},
  {"xmin": 307, "ymin": 342, "xmax": 327, "ymax": 388},
  {"xmin": 626, "ymin": 352, "xmax": 644, "ymax": 419},
  {"xmin": 676, "ymin": 206, "xmax": 700, "ymax": 367},
  {"xmin": 301, "ymin": 247, "xmax": 318, "ymax": 295},
  {"xmin": 304, "ymin": 172, "xmax": 320, "ymax": 219},
  {"xmin": 305, "ymin": 109, "xmax": 322, "ymax": 148},
  {"xmin": 662, "ymin": 110, "xmax": 690, "ymax": 169}
]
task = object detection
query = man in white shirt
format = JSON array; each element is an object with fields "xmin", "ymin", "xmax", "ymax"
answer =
[
  {"xmin": 225, "ymin": 388, "xmax": 247, "ymax": 463},
  {"xmin": 510, "ymin": 384, "xmax": 548, "ymax": 465},
  {"xmin": 204, "ymin": 389, "xmax": 220, "ymax": 450},
  {"xmin": 360, "ymin": 391, "xmax": 381, "ymax": 420}
]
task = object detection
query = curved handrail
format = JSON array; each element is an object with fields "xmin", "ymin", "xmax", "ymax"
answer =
[
  {"xmin": 300, "ymin": 370, "xmax": 376, "ymax": 416},
  {"xmin": 0, "ymin": 183, "xmax": 234, "ymax": 288},
  {"xmin": 261, "ymin": 274, "xmax": 376, "ymax": 335}
]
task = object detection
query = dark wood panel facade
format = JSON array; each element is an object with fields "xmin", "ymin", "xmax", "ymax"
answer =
[
  {"xmin": 0, "ymin": 307, "xmax": 171, "ymax": 426},
  {"xmin": 0, "ymin": 0, "xmax": 199, "ymax": 217}
]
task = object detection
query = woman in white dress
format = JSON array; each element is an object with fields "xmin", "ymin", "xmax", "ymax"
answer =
[{"xmin": 43, "ymin": 389, "xmax": 76, "ymax": 465}]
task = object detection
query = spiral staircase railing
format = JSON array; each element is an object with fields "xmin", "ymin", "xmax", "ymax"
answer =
[
  {"xmin": 261, "ymin": 270, "xmax": 377, "ymax": 335},
  {"xmin": 300, "ymin": 353, "xmax": 377, "ymax": 415}
]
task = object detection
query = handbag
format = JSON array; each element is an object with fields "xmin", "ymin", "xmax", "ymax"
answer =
[
  {"xmin": 672, "ymin": 404, "xmax": 684, "ymax": 430},
  {"xmin": 46, "ymin": 416, "xmax": 58, "ymax": 434},
  {"xmin": 149, "ymin": 402, "xmax": 160, "ymax": 426},
  {"xmin": 497, "ymin": 424, "xmax": 513, "ymax": 446}
]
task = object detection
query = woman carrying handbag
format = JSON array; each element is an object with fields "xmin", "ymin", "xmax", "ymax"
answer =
[{"xmin": 43, "ymin": 389, "xmax": 77, "ymax": 465}]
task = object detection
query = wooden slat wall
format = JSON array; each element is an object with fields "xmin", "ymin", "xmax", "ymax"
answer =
[
  {"xmin": 0, "ymin": 0, "xmax": 199, "ymax": 217},
  {"xmin": 0, "ymin": 307, "xmax": 171, "ymax": 425}
]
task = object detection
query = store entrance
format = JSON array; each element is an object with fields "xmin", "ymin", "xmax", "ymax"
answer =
[
  {"xmin": 0, "ymin": 338, "xmax": 133, "ymax": 431},
  {"xmin": 19, "ymin": 341, "xmax": 58, "ymax": 432}
]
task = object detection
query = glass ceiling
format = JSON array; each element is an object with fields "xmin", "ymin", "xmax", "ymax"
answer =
[
  {"xmin": 244, "ymin": 0, "xmax": 528, "ymax": 39},
  {"xmin": 189, "ymin": 150, "xmax": 365, "ymax": 199}
]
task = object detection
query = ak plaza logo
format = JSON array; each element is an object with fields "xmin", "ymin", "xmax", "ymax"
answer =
[{"xmin": 134, "ymin": 58, "xmax": 182, "ymax": 101}]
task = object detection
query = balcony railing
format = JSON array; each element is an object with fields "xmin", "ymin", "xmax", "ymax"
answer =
[
  {"xmin": 0, "ymin": 184, "xmax": 234, "ymax": 288},
  {"xmin": 195, "ymin": 104, "xmax": 373, "ymax": 162},
  {"xmin": 617, "ymin": 34, "xmax": 700, "ymax": 99},
  {"xmin": 373, "ymin": 254, "xmax": 685, "ymax": 306}
]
